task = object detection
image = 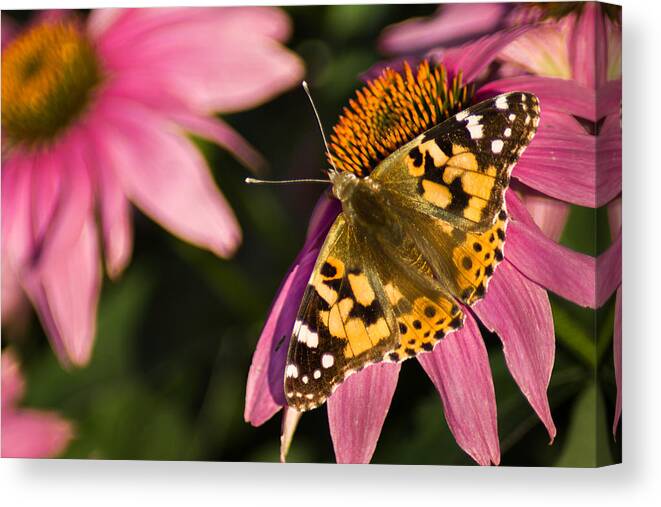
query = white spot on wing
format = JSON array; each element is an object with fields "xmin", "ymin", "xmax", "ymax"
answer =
[
  {"xmin": 286, "ymin": 364, "xmax": 299, "ymax": 378},
  {"xmin": 297, "ymin": 323, "xmax": 318, "ymax": 348},
  {"xmin": 313, "ymin": 369, "xmax": 321, "ymax": 379},
  {"xmin": 467, "ymin": 124, "xmax": 483, "ymax": 139},
  {"xmin": 302, "ymin": 375, "xmax": 309, "ymax": 384},
  {"xmin": 456, "ymin": 110, "xmax": 469, "ymax": 121},
  {"xmin": 322, "ymin": 354, "xmax": 334, "ymax": 368},
  {"xmin": 509, "ymin": 113, "xmax": 516, "ymax": 122},
  {"xmin": 495, "ymin": 96, "xmax": 508, "ymax": 109},
  {"xmin": 504, "ymin": 128, "xmax": 512, "ymax": 137},
  {"xmin": 491, "ymin": 140, "xmax": 504, "ymax": 153}
]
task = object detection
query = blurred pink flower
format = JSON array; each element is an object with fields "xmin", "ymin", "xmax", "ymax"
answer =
[
  {"xmin": 245, "ymin": 39, "xmax": 599, "ymax": 464},
  {"xmin": 1, "ymin": 8, "xmax": 304, "ymax": 366},
  {"xmin": 1, "ymin": 350, "xmax": 74, "ymax": 458},
  {"xmin": 379, "ymin": 3, "xmax": 509, "ymax": 55}
]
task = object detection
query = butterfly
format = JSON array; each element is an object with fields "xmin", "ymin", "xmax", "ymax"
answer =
[{"xmin": 284, "ymin": 92, "xmax": 540, "ymax": 411}]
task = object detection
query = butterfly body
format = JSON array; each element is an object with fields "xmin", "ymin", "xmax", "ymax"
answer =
[{"xmin": 285, "ymin": 92, "xmax": 540, "ymax": 411}]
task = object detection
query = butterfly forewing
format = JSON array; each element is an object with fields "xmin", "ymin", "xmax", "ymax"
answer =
[
  {"xmin": 284, "ymin": 216, "xmax": 398, "ymax": 411},
  {"xmin": 372, "ymin": 92, "xmax": 540, "ymax": 232}
]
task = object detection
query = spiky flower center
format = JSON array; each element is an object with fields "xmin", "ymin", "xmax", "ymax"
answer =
[
  {"xmin": 328, "ymin": 61, "xmax": 474, "ymax": 176},
  {"xmin": 2, "ymin": 20, "xmax": 102, "ymax": 146}
]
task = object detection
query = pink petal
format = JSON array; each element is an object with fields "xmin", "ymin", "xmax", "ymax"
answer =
[
  {"xmin": 498, "ymin": 23, "xmax": 572, "ymax": 79},
  {"xmin": 89, "ymin": 130, "xmax": 133, "ymax": 279},
  {"xmin": 440, "ymin": 25, "xmax": 532, "ymax": 82},
  {"xmin": 1, "ymin": 350, "xmax": 25, "ymax": 410},
  {"xmin": 244, "ymin": 196, "xmax": 340, "ymax": 426},
  {"xmin": 473, "ymin": 261, "xmax": 557, "ymax": 441},
  {"xmin": 512, "ymin": 123, "xmax": 598, "ymax": 207},
  {"xmin": 1, "ymin": 152, "xmax": 34, "ymax": 269},
  {"xmin": 418, "ymin": 312, "xmax": 500, "ymax": 465},
  {"xmin": 1, "ymin": 250, "xmax": 27, "ymax": 327},
  {"xmin": 597, "ymin": 112, "xmax": 622, "ymax": 207},
  {"xmin": 506, "ymin": 191, "xmax": 596, "ymax": 308},
  {"xmin": 244, "ymin": 247, "xmax": 319, "ymax": 426},
  {"xmin": 613, "ymin": 286, "xmax": 622, "ymax": 435},
  {"xmin": 36, "ymin": 129, "xmax": 94, "ymax": 271},
  {"xmin": 172, "ymin": 112, "xmax": 266, "ymax": 173},
  {"xmin": 379, "ymin": 3, "xmax": 506, "ymax": 54},
  {"xmin": 520, "ymin": 190, "xmax": 571, "ymax": 242},
  {"xmin": 596, "ymin": 232, "xmax": 621, "ymax": 308},
  {"xmin": 478, "ymin": 76, "xmax": 596, "ymax": 120},
  {"xmin": 569, "ymin": 2, "xmax": 608, "ymax": 88},
  {"xmin": 94, "ymin": 97, "xmax": 241, "ymax": 259},
  {"xmin": 279, "ymin": 406, "xmax": 301, "ymax": 463},
  {"xmin": 1, "ymin": 409, "xmax": 73, "ymax": 458},
  {"xmin": 95, "ymin": 7, "xmax": 303, "ymax": 114},
  {"xmin": 327, "ymin": 362, "xmax": 401, "ymax": 464},
  {"xmin": 23, "ymin": 217, "xmax": 101, "ymax": 367}
]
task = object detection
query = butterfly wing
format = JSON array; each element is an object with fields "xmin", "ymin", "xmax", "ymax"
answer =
[
  {"xmin": 284, "ymin": 214, "xmax": 397, "ymax": 411},
  {"xmin": 371, "ymin": 92, "xmax": 540, "ymax": 233},
  {"xmin": 285, "ymin": 212, "xmax": 464, "ymax": 411},
  {"xmin": 370, "ymin": 92, "xmax": 539, "ymax": 305}
]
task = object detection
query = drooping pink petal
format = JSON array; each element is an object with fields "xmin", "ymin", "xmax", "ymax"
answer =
[
  {"xmin": 417, "ymin": 312, "xmax": 500, "ymax": 465},
  {"xmin": 35, "ymin": 129, "xmax": 94, "ymax": 271},
  {"xmin": 506, "ymin": 191, "xmax": 596, "ymax": 308},
  {"xmin": 379, "ymin": 3, "xmax": 506, "ymax": 54},
  {"xmin": 478, "ymin": 76, "xmax": 596, "ymax": 120},
  {"xmin": 1, "ymin": 351, "xmax": 25, "ymax": 410},
  {"xmin": 1, "ymin": 251, "xmax": 27, "ymax": 327},
  {"xmin": 473, "ymin": 261, "xmax": 556, "ymax": 441},
  {"xmin": 569, "ymin": 2, "xmax": 608, "ymax": 89},
  {"xmin": 512, "ymin": 124, "xmax": 598, "ymax": 207},
  {"xmin": 597, "ymin": 113, "xmax": 622, "ymax": 207},
  {"xmin": 327, "ymin": 362, "xmax": 401, "ymax": 464},
  {"xmin": 520, "ymin": 190, "xmax": 571, "ymax": 242},
  {"xmin": 439, "ymin": 25, "xmax": 532, "ymax": 83},
  {"xmin": 1, "ymin": 152, "xmax": 34, "ymax": 268},
  {"xmin": 279, "ymin": 406, "xmax": 302, "ymax": 463},
  {"xmin": 90, "ymin": 7, "xmax": 292, "ymax": 50},
  {"xmin": 244, "ymin": 196, "xmax": 339, "ymax": 426},
  {"xmin": 613, "ymin": 286, "xmax": 622, "ymax": 435},
  {"xmin": 498, "ymin": 23, "xmax": 572, "ymax": 79},
  {"xmin": 1, "ymin": 410, "xmax": 74, "ymax": 458},
  {"xmin": 94, "ymin": 7, "xmax": 303, "ymax": 114},
  {"xmin": 244, "ymin": 247, "xmax": 320, "ymax": 426},
  {"xmin": 596, "ymin": 232, "xmax": 621, "ymax": 308},
  {"xmin": 89, "ymin": 129, "xmax": 133, "ymax": 279},
  {"xmin": 23, "ymin": 217, "xmax": 101, "ymax": 367},
  {"xmin": 171, "ymin": 111, "xmax": 266, "ymax": 173},
  {"xmin": 94, "ymin": 96, "xmax": 241, "ymax": 259}
]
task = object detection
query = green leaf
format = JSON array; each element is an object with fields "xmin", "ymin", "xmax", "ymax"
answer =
[{"xmin": 555, "ymin": 380, "xmax": 614, "ymax": 467}]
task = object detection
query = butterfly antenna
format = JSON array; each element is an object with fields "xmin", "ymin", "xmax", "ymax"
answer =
[
  {"xmin": 245, "ymin": 177, "xmax": 330, "ymax": 185},
  {"xmin": 302, "ymin": 81, "xmax": 339, "ymax": 174}
]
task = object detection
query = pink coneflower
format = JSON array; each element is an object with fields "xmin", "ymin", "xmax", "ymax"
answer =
[
  {"xmin": 1, "ymin": 8, "xmax": 304, "ymax": 366},
  {"xmin": 1, "ymin": 350, "xmax": 74, "ymax": 457},
  {"xmin": 245, "ymin": 44, "xmax": 598, "ymax": 464}
]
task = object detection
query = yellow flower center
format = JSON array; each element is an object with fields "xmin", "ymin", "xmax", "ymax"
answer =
[
  {"xmin": 329, "ymin": 61, "xmax": 474, "ymax": 176},
  {"xmin": 2, "ymin": 20, "xmax": 102, "ymax": 147}
]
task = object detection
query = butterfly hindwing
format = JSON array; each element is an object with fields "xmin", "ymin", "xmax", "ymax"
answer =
[{"xmin": 371, "ymin": 92, "xmax": 540, "ymax": 232}]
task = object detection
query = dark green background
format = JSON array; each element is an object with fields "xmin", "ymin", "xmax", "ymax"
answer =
[{"xmin": 4, "ymin": 5, "xmax": 620, "ymax": 466}]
